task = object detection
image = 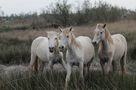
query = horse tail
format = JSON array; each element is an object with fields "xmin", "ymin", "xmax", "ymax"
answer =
[
  {"xmin": 120, "ymin": 51, "xmax": 127, "ymax": 74},
  {"xmin": 29, "ymin": 51, "xmax": 39, "ymax": 72}
]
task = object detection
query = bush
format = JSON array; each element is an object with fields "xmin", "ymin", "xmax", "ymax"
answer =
[
  {"xmin": 3, "ymin": 0, "xmax": 136, "ymax": 28},
  {"xmin": 0, "ymin": 37, "xmax": 32, "ymax": 64}
]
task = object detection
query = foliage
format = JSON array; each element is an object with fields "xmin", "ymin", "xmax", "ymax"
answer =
[
  {"xmin": 0, "ymin": 37, "xmax": 31, "ymax": 64},
  {"xmin": 1, "ymin": 0, "xmax": 136, "ymax": 28},
  {"xmin": 0, "ymin": 71, "xmax": 136, "ymax": 90}
]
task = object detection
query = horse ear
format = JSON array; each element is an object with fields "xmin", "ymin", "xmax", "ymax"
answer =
[
  {"xmin": 69, "ymin": 27, "xmax": 73, "ymax": 32},
  {"xmin": 58, "ymin": 27, "xmax": 62, "ymax": 32},
  {"xmin": 103, "ymin": 24, "xmax": 106, "ymax": 28}
]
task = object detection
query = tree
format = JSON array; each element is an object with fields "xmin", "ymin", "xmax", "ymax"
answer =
[
  {"xmin": 0, "ymin": 7, "xmax": 5, "ymax": 24},
  {"xmin": 51, "ymin": 0, "xmax": 71, "ymax": 27}
]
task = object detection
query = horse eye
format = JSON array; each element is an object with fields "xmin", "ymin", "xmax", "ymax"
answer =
[
  {"xmin": 67, "ymin": 35, "xmax": 69, "ymax": 38},
  {"xmin": 100, "ymin": 32, "xmax": 103, "ymax": 34},
  {"xmin": 48, "ymin": 38, "xmax": 49, "ymax": 40},
  {"xmin": 55, "ymin": 38, "xmax": 57, "ymax": 40}
]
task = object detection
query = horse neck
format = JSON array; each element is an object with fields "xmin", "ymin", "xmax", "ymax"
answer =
[
  {"xmin": 99, "ymin": 29, "xmax": 113, "ymax": 51},
  {"xmin": 99, "ymin": 40, "xmax": 108, "ymax": 51},
  {"xmin": 62, "ymin": 49, "xmax": 67, "ymax": 61},
  {"xmin": 53, "ymin": 41, "xmax": 60, "ymax": 54},
  {"xmin": 67, "ymin": 34, "xmax": 81, "ymax": 54},
  {"xmin": 105, "ymin": 29, "xmax": 113, "ymax": 44}
]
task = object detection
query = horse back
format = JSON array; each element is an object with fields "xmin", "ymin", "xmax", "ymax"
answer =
[
  {"xmin": 112, "ymin": 34, "xmax": 127, "ymax": 60},
  {"xmin": 31, "ymin": 36, "xmax": 49, "ymax": 61},
  {"xmin": 76, "ymin": 36, "xmax": 95, "ymax": 63}
]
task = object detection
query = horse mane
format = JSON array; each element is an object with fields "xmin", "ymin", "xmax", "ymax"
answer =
[
  {"xmin": 70, "ymin": 33, "xmax": 81, "ymax": 48},
  {"xmin": 104, "ymin": 28, "xmax": 113, "ymax": 44},
  {"xmin": 97, "ymin": 24, "xmax": 113, "ymax": 44},
  {"xmin": 62, "ymin": 28, "xmax": 81, "ymax": 49}
]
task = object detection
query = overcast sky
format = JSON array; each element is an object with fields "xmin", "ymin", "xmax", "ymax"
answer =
[{"xmin": 0, "ymin": 0, "xmax": 136, "ymax": 16}]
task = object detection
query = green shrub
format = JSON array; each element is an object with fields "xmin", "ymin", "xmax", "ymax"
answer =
[{"xmin": 0, "ymin": 37, "xmax": 32, "ymax": 64}]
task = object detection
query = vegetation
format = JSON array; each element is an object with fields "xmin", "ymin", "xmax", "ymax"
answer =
[
  {"xmin": 0, "ymin": 37, "xmax": 31, "ymax": 64},
  {"xmin": 0, "ymin": 20, "xmax": 135, "ymax": 90},
  {"xmin": 0, "ymin": 0, "xmax": 136, "ymax": 29},
  {"xmin": 1, "ymin": 71, "xmax": 136, "ymax": 90},
  {"xmin": 0, "ymin": 0, "xmax": 136, "ymax": 90}
]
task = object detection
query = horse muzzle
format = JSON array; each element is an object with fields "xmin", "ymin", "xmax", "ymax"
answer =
[
  {"xmin": 92, "ymin": 41, "xmax": 97, "ymax": 45},
  {"xmin": 59, "ymin": 46, "xmax": 64, "ymax": 52},
  {"xmin": 49, "ymin": 47, "xmax": 54, "ymax": 53}
]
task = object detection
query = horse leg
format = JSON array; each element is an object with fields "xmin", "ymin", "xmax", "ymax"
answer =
[
  {"xmin": 38, "ymin": 60, "xmax": 45, "ymax": 73},
  {"xmin": 60, "ymin": 58, "xmax": 67, "ymax": 70},
  {"xmin": 83, "ymin": 64, "xmax": 88, "ymax": 77},
  {"xmin": 28, "ymin": 53, "xmax": 38, "ymax": 73},
  {"xmin": 48, "ymin": 61, "xmax": 53, "ymax": 70},
  {"xmin": 79, "ymin": 62, "xmax": 84, "ymax": 79},
  {"xmin": 83, "ymin": 59, "xmax": 92, "ymax": 77},
  {"xmin": 104, "ymin": 55, "xmax": 114, "ymax": 75},
  {"xmin": 112, "ymin": 60, "xmax": 117, "ymax": 73},
  {"xmin": 79, "ymin": 62, "xmax": 84, "ymax": 89},
  {"xmin": 120, "ymin": 52, "xmax": 127, "ymax": 74},
  {"xmin": 60, "ymin": 51, "xmax": 67, "ymax": 70},
  {"xmin": 100, "ymin": 60, "xmax": 105, "ymax": 76},
  {"xmin": 65, "ymin": 63, "xmax": 72, "ymax": 90},
  {"xmin": 87, "ymin": 57, "xmax": 94, "ymax": 73},
  {"xmin": 33, "ymin": 58, "xmax": 38, "ymax": 73},
  {"xmin": 105, "ymin": 60, "xmax": 112, "ymax": 74}
]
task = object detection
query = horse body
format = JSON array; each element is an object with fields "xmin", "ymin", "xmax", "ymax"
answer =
[
  {"xmin": 111, "ymin": 34, "xmax": 127, "ymax": 61},
  {"xmin": 29, "ymin": 36, "xmax": 49, "ymax": 72},
  {"xmin": 59, "ymin": 27, "xmax": 95, "ymax": 89},
  {"xmin": 66, "ymin": 36, "xmax": 94, "ymax": 66},
  {"xmin": 32, "ymin": 37, "xmax": 49, "ymax": 61},
  {"xmin": 29, "ymin": 31, "xmax": 65, "ymax": 73},
  {"xmin": 93, "ymin": 24, "xmax": 127, "ymax": 74},
  {"xmin": 79, "ymin": 36, "xmax": 95, "ymax": 64}
]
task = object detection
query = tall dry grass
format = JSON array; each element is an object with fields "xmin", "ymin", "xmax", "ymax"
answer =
[{"xmin": 0, "ymin": 20, "xmax": 136, "ymax": 90}]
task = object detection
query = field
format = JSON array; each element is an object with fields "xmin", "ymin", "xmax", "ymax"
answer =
[{"xmin": 0, "ymin": 20, "xmax": 136, "ymax": 90}]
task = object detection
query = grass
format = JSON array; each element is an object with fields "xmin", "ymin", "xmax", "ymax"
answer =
[
  {"xmin": 0, "ymin": 71, "xmax": 136, "ymax": 90},
  {"xmin": 0, "ymin": 37, "xmax": 32, "ymax": 64},
  {"xmin": 0, "ymin": 25, "xmax": 31, "ymax": 32},
  {"xmin": 0, "ymin": 20, "xmax": 136, "ymax": 90}
]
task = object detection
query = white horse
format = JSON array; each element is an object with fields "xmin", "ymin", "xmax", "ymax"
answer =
[
  {"xmin": 59, "ymin": 27, "xmax": 95, "ymax": 89},
  {"xmin": 47, "ymin": 31, "xmax": 66, "ymax": 70},
  {"xmin": 92, "ymin": 24, "xmax": 127, "ymax": 75},
  {"xmin": 28, "ymin": 31, "xmax": 65, "ymax": 73}
]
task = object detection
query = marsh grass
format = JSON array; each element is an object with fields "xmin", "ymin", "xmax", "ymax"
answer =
[
  {"xmin": 0, "ymin": 71, "xmax": 136, "ymax": 90},
  {"xmin": 0, "ymin": 24, "xmax": 31, "ymax": 32},
  {"xmin": 0, "ymin": 20, "xmax": 136, "ymax": 90},
  {"xmin": 0, "ymin": 37, "xmax": 32, "ymax": 64}
]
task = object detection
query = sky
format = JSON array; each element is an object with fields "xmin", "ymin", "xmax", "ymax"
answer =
[{"xmin": 0, "ymin": 0, "xmax": 136, "ymax": 16}]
